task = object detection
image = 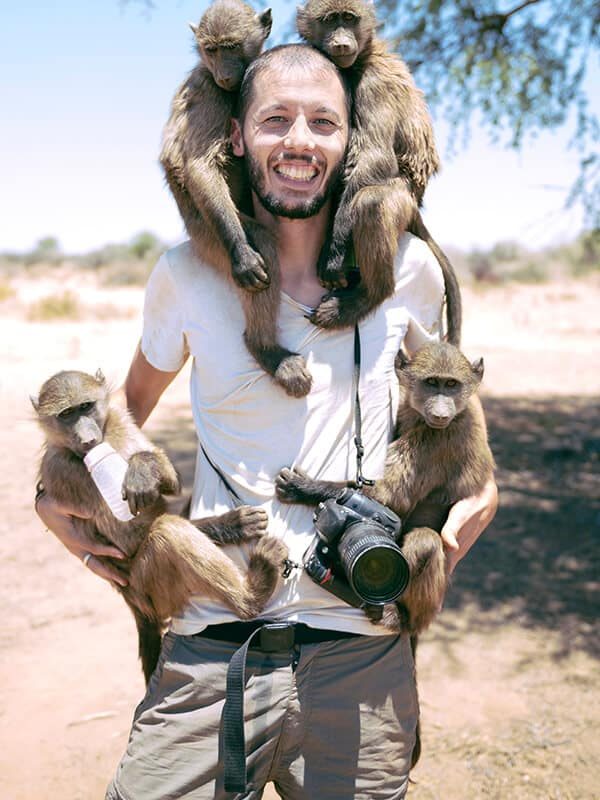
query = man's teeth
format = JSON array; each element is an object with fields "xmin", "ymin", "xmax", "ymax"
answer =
[{"xmin": 275, "ymin": 164, "xmax": 317, "ymax": 181}]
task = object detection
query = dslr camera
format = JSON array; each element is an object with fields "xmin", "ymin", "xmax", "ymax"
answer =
[{"xmin": 303, "ymin": 488, "xmax": 409, "ymax": 607}]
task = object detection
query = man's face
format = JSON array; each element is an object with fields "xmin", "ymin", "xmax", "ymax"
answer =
[{"xmin": 231, "ymin": 65, "xmax": 349, "ymax": 219}]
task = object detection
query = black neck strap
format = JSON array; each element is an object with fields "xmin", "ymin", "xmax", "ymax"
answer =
[{"xmin": 353, "ymin": 325, "xmax": 374, "ymax": 489}]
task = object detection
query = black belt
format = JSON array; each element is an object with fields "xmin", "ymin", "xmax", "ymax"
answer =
[
  {"xmin": 198, "ymin": 621, "xmax": 360, "ymax": 792},
  {"xmin": 198, "ymin": 620, "xmax": 360, "ymax": 648}
]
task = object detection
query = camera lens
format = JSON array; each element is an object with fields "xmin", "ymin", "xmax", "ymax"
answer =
[{"xmin": 337, "ymin": 522, "xmax": 409, "ymax": 604}]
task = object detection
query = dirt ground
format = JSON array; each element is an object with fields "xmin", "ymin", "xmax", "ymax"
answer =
[{"xmin": 1, "ymin": 271, "xmax": 598, "ymax": 799}]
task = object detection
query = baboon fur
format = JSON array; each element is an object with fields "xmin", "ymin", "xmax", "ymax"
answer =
[
  {"xmin": 160, "ymin": 0, "xmax": 313, "ymax": 398},
  {"xmin": 33, "ymin": 370, "xmax": 288, "ymax": 682},
  {"xmin": 297, "ymin": 0, "xmax": 462, "ymax": 343}
]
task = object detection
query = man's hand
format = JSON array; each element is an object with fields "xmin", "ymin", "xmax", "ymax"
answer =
[
  {"xmin": 36, "ymin": 493, "xmax": 128, "ymax": 586},
  {"xmin": 441, "ymin": 477, "xmax": 498, "ymax": 575}
]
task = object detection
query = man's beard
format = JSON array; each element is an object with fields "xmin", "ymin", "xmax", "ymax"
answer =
[{"xmin": 244, "ymin": 150, "xmax": 344, "ymax": 220}]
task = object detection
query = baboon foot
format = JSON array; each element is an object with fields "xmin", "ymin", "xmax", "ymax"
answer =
[
  {"xmin": 231, "ymin": 244, "xmax": 270, "ymax": 292},
  {"xmin": 218, "ymin": 506, "xmax": 269, "ymax": 544},
  {"xmin": 273, "ymin": 354, "xmax": 313, "ymax": 398},
  {"xmin": 275, "ymin": 467, "xmax": 316, "ymax": 504},
  {"xmin": 232, "ymin": 506, "xmax": 269, "ymax": 541},
  {"xmin": 318, "ymin": 246, "xmax": 349, "ymax": 290},
  {"xmin": 244, "ymin": 537, "xmax": 290, "ymax": 615}
]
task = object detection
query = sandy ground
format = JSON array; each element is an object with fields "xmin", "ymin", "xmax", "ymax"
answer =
[{"xmin": 0, "ymin": 270, "xmax": 598, "ymax": 799}]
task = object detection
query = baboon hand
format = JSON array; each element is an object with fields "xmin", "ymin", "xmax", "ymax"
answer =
[
  {"xmin": 275, "ymin": 467, "xmax": 313, "ymax": 503},
  {"xmin": 122, "ymin": 452, "xmax": 162, "ymax": 515},
  {"xmin": 231, "ymin": 245, "xmax": 270, "ymax": 291},
  {"xmin": 317, "ymin": 245, "xmax": 349, "ymax": 290}
]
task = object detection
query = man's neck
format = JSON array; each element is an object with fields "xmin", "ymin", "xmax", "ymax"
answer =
[{"xmin": 252, "ymin": 195, "xmax": 329, "ymax": 308}]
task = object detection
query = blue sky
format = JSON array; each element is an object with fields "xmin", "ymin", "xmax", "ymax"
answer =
[{"xmin": 1, "ymin": 0, "xmax": 596, "ymax": 254}]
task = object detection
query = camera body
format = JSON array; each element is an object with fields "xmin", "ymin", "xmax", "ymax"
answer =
[{"xmin": 304, "ymin": 488, "xmax": 409, "ymax": 607}]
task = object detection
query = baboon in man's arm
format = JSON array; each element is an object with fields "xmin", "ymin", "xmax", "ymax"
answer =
[
  {"xmin": 161, "ymin": 0, "xmax": 313, "ymax": 398},
  {"xmin": 297, "ymin": 0, "xmax": 462, "ymax": 343},
  {"xmin": 276, "ymin": 342, "xmax": 495, "ymax": 634},
  {"xmin": 33, "ymin": 370, "xmax": 288, "ymax": 682}
]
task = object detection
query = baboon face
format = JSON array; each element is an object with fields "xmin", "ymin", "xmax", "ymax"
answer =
[
  {"xmin": 192, "ymin": 2, "xmax": 272, "ymax": 91},
  {"xmin": 297, "ymin": 0, "xmax": 376, "ymax": 69},
  {"xmin": 31, "ymin": 370, "xmax": 110, "ymax": 456},
  {"xmin": 397, "ymin": 343, "xmax": 484, "ymax": 429}
]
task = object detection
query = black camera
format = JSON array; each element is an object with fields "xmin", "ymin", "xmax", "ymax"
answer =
[{"xmin": 303, "ymin": 488, "xmax": 409, "ymax": 607}]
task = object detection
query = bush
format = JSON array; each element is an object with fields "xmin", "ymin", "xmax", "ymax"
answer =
[{"xmin": 28, "ymin": 292, "xmax": 81, "ymax": 321}]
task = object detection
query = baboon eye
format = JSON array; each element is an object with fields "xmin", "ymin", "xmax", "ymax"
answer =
[
  {"xmin": 342, "ymin": 12, "xmax": 358, "ymax": 23},
  {"xmin": 204, "ymin": 45, "xmax": 217, "ymax": 54},
  {"xmin": 79, "ymin": 402, "xmax": 94, "ymax": 413},
  {"xmin": 445, "ymin": 379, "xmax": 458, "ymax": 388},
  {"xmin": 425, "ymin": 377, "xmax": 438, "ymax": 387},
  {"xmin": 58, "ymin": 407, "xmax": 75, "ymax": 419}
]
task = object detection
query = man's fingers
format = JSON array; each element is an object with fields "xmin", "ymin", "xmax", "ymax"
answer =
[
  {"xmin": 441, "ymin": 527, "xmax": 459, "ymax": 551},
  {"xmin": 85, "ymin": 540, "xmax": 128, "ymax": 560}
]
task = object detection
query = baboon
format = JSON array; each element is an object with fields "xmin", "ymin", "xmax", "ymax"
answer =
[
  {"xmin": 297, "ymin": 0, "xmax": 462, "ymax": 343},
  {"xmin": 32, "ymin": 370, "xmax": 288, "ymax": 682},
  {"xmin": 275, "ymin": 341, "xmax": 494, "ymax": 634},
  {"xmin": 160, "ymin": 0, "xmax": 313, "ymax": 398}
]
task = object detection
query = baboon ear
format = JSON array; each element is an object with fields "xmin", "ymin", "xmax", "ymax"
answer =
[
  {"xmin": 30, "ymin": 394, "xmax": 40, "ymax": 412},
  {"xmin": 471, "ymin": 358, "xmax": 484, "ymax": 379},
  {"xmin": 189, "ymin": 22, "xmax": 198, "ymax": 37},
  {"xmin": 95, "ymin": 369, "xmax": 106, "ymax": 385},
  {"xmin": 258, "ymin": 8, "xmax": 273, "ymax": 37}
]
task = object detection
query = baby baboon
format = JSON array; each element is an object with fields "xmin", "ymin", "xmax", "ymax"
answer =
[
  {"xmin": 33, "ymin": 370, "xmax": 288, "ymax": 682},
  {"xmin": 275, "ymin": 341, "xmax": 494, "ymax": 634},
  {"xmin": 161, "ymin": 0, "xmax": 313, "ymax": 398},
  {"xmin": 297, "ymin": 0, "xmax": 462, "ymax": 344}
]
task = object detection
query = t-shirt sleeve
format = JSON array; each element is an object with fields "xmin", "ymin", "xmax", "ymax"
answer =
[
  {"xmin": 141, "ymin": 252, "xmax": 189, "ymax": 372},
  {"xmin": 395, "ymin": 233, "xmax": 445, "ymax": 353}
]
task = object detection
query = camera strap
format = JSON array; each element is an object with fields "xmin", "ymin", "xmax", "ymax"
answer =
[{"xmin": 353, "ymin": 325, "xmax": 375, "ymax": 489}]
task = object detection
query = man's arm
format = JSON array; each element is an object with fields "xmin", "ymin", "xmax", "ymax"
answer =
[
  {"xmin": 440, "ymin": 395, "xmax": 498, "ymax": 573},
  {"xmin": 35, "ymin": 344, "xmax": 186, "ymax": 584}
]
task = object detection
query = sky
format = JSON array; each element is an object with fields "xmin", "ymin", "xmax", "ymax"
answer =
[{"xmin": 1, "ymin": 0, "xmax": 596, "ymax": 255}]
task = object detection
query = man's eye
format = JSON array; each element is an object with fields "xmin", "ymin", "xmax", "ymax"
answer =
[
  {"xmin": 313, "ymin": 118, "xmax": 335, "ymax": 127},
  {"xmin": 265, "ymin": 116, "xmax": 288, "ymax": 124}
]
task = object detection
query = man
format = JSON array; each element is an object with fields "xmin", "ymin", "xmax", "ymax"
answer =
[{"xmin": 37, "ymin": 45, "xmax": 497, "ymax": 799}]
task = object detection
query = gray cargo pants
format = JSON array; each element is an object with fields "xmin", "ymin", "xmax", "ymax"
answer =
[{"xmin": 106, "ymin": 629, "xmax": 418, "ymax": 799}]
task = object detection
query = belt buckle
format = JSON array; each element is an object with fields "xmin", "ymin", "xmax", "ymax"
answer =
[{"xmin": 258, "ymin": 622, "xmax": 295, "ymax": 652}]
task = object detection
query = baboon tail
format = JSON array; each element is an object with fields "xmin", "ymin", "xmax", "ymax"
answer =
[{"xmin": 410, "ymin": 212, "xmax": 462, "ymax": 346}]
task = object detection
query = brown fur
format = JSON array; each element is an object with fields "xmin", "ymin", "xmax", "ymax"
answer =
[
  {"xmin": 32, "ymin": 370, "xmax": 288, "ymax": 682},
  {"xmin": 160, "ymin": 0, "xmax": 312, "ymax": 398},
  {"xmin": 297, "ymin": 0, "xmax": 461, "ymax": 343}
]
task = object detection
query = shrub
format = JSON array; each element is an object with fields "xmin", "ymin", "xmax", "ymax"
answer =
[{"xmin": 28, "ymin": 292, "xmax": 81, "ymax": 321}]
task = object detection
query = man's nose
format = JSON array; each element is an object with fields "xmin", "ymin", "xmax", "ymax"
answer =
[{"xmin": 284, "ymin": 115, "xmax": 315, "ymax": 152}]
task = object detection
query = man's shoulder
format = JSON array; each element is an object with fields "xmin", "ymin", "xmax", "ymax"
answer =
[{"xmin": 394, "ymin": 232, "xmax": 444, "ymax": 289}]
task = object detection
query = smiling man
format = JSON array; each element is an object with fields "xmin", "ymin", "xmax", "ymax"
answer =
[{"xmin": 38, "ymin": 44, "xmax": 497, "ymax": 800}]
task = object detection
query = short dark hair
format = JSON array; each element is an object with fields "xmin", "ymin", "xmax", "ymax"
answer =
[{"xmin": 236, "ymin": 44, "xmax": 352, "ymax": 124}]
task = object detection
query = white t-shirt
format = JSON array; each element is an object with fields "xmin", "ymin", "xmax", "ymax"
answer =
[{"xmin": 142, "ymin": 233, "xmax": 444, "ymax": 635}]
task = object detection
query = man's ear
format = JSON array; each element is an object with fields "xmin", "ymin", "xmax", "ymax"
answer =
[{"xmin": 230, "ymin": 118, "xmax": 245, "ymax": 157}]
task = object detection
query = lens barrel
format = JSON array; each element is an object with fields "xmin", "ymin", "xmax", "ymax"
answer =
[{"xmin": 337, "ymin": 521, "xmax": 409, "ymax": 605}]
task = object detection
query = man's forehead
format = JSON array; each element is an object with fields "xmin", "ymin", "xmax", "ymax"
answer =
[{"xmin": 251, "ymin": 67, "xmax": 347, "ymax": 113}]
